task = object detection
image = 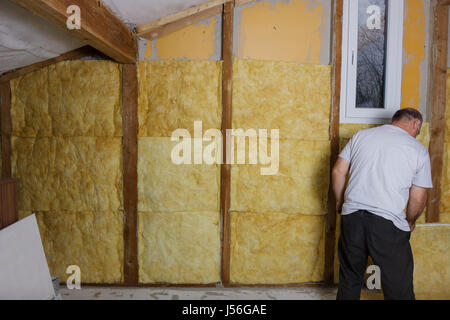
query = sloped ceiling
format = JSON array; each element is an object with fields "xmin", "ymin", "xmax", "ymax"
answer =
[
  {"xmin": 0, "ymin": 0, "xmax": 84, "ymax": 75},
  {"xmin": 0, "ymin": 0, "xmax": 210, "ymax": 75},
  {"xmin": 102, "ymin": 0, "xmax": 210, "ymax": 28}
]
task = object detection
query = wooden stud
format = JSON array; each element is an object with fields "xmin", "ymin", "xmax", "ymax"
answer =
[
  {"xmin": 426, "ymin": 3, "xmax": 449, "ymax": 223},
  {"xmin": 234, "ymin": 0, "xmax": 258, "ymax": 7},
  {"xmin": 220, "ymin": 1, "xmax": 234, "ymax": 285},
  {"xmin": 0, "ymin": 46, "xmax": 99, "ymax": 83},
  {"xmin": 324, "ymin": 0, "xmax": 343, "ymax": 285},
  {"xmin": 0, "ymin": 81, "xmax": 12, "ymax": 178},
  {"xmin": 136, "ymin": 0, "xmax": 229, "ymax": 37},
  {"xmin": 122, "ymin": 64, "xmax": 139, "ymax": 284},
  {"xmin": 11, "ymin": 0, "xmax": 137, "ymax": 63}
]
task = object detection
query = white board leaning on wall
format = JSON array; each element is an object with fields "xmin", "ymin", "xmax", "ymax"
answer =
[{"xmin": 0, "ymin": 214, "xmax": 55, "ymax": 300}]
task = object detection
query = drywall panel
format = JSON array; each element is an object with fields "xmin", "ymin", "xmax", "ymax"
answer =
[
  {"xmin": 11, "ymin": 61, "xmax": 122, "ymax": 137},
  {"xmin": 138, "ymin": 137, "xmax": 220, "ymax": 212},
  {"xmin": 230, "ymin": 212, "xmax": 325, "ymax": 284},
  {"xmin": 138, "ymin": 211, "xmax": 220, "ymax": 283},
  {"xmin": 231, "ymin": 139, "xmax": 330, "ymax": 215},
  {"xmin": 401, "ymin": 0, "xmax": 430, "ymax": 116},
  {"xmin": 20, "ymin": 211, "xmax": 124, "ymax": 284},
  {"xmin": 138, "ymin": 60, "xmax": 222, "ymax": 137},
  {"xmin": 233, "ymin": 0, "xmax": 331, "ymax": 64},
  {"xmin": 232, "ymin": 59, "xmax": 331, "ymax": 140},
  {"xmin": 141, "ymin": 15, "xmax": 222, "ymax": 61},
  {"xmin": 12, "ymin": 137, "xmax": 123, "ymax": 212},
  {"xmin": 0, "ymin": 215, "xmax": 55, "ymax": 299}
]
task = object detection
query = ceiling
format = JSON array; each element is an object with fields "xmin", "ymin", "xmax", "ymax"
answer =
[{"xmin": 0, "ymin": 0, "xmax": 210, "ymax": 75}]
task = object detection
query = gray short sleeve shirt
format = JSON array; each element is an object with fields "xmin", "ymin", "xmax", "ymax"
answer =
[{"xmin": 339, "ymin": 124, "xmax": 432, "ymax": 231}]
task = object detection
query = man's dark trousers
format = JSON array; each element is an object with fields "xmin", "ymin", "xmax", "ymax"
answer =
[{"xmin": 336, "ymin": 210, "xmax": 415, "ymax": 300}]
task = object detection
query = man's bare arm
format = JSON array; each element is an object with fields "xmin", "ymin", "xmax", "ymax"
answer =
[
  {"xmin": 332, "ymin": 157, "xmax": 350, "ymax": 214},
  {"xmin": 406, "ymin": 185, "xmax": 428, "ymax": 232}
]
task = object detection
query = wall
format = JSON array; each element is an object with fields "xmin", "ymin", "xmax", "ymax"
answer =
[
  {"xmin": 401, "ymin": 0, "xmax": 430, "ymax": 116},
  {"xmin": 11, "ymin": 61, "xmax": 124, "ymax": 283},
  {"xmin": 137, "ymin": 60, "xmax": 222, "ymax": 283},
  {"xmin": 138, "ymin": 14, "xmax": 222, "ymax": 61},
  {"xmin": 4, "ymin": 0, "xmax": 448, "ymax": 294},
  {"xmin": 233, "ymin": 0, "xmax": 331, "ymax": 64}
]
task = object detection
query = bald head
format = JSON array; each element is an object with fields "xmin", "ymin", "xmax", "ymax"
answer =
[{"xmin": 392, "ymin": 108, "xmax": 423, "ymax": 138}]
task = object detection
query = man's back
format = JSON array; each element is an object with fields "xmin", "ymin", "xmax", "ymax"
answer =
[{"xmin": 339, "ymin": 124, "xmax": 432, "ymax": 231}]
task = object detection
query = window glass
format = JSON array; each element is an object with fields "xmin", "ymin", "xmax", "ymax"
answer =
[{"xmin": 356, "ymin": 0, "xmax": 388, "ymax": 109}]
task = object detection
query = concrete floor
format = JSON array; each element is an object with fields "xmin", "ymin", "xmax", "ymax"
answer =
[{"xmin": 59, "ymin": 286, "xmax": 341, "ymax": 300}]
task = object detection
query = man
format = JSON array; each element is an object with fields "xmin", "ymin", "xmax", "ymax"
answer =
[{"xmin": 332, "ymin": 108, "xmax": 432, "ymax": 300}]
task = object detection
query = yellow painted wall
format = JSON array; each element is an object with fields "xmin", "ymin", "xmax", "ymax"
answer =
[
  {"xmin": 144, "ymin": 16, "xmax": 219, "ymax": 60},
  {"xmin": 401, "ymin": 0, "xmax": 427, "ymax": 110},
  {"xmin": 235, "ymin": 0, "xmax": 325, "ymax": 63}
]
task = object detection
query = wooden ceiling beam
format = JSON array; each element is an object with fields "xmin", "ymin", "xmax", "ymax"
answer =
[
  {"xmin": 136, "ymin": 0, "xmax": 229, "ymax": 40},
  {"xmin": 10, "ymin": 0, "xmax": 137, "ymax": 63}
]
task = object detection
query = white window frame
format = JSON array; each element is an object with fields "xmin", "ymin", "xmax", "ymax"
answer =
[{"xmin": 340, "ymin": 0, "xmax": 404, "ymax": 124}]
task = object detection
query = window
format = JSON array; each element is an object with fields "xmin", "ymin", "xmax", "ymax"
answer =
[{"xmin": 340, "ymin": 0, "xmax": 404, "ymax": 124}]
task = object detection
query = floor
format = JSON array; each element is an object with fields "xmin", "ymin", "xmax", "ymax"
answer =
[{"xmin": 58, "ymin": 286, "xmax": 383, "ymax": 300}]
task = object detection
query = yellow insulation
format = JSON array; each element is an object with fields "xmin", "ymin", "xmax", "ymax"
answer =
[
  {"xmin": 230, "ymin": 212, "xmax": 325, "ymax": 284},
  {"xmin": 411, "ymin": 225, "xmax": 450, "ymax": 299},
  {"xmin": 232, "ymin": 59, "xmax": 331, "ymax": 140},
  {"xmin": 231, "ymin": 139, "xmax": 330, "ymax": 215},
  {"xmin": 229, "ymin": 59, "xmax": 331, "ymax": 283},
  {"xmin": 138, "ymin": 60, "xmax": 222, "ymax": 137},
  {"xmin": 20, "ymin": 211, "xmax": 123, "ymax": 284},
  {"xmin": 11, "ymin": 61, "xmax": 122, "ymax": 137},
  {"xmin": 138, "ymin": 211, "xmax": 220, "ymax": 283},
  {"xmin": 138, "ymin": 137, "xmax": 220, "ymax": 213},
  {"xmin": 137, "ymin": 60, "xmax": 222, "ymax": 283},
  {"xmin": 11, "ymin": 61, "xmax": 124, "ymax": 283},
  {"xmin": 12, "ymin": 137, "xmax": 123, "ymax": 212}
]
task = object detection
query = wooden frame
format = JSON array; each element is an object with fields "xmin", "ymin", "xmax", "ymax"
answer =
[
  {"xmin": 324, "ymin": 0, "xmax": 343, "ymax": 286},
  {"xmin": 0, "ymin": 82, "xmax": 12, "ymax": 178},
  {"xmin": 234, "ymin": 0, "xmax": 258, "ymax": 7},
  {"xmin": 122, "ymin": 64, "xmax": 139, "ymax": 285},
  {"xmin": 340, "ymin": 0, "xmax": 404, "ymax": 124},
  {"xmin": 426, "ymin": 1, "xmax": 449, "ymax": 222},
  {"xmin": 0, "ymin": 179, "xmax": 18, "ymax": 230},
  {"xmin": 220, "ymin": 1, "xmax": 234, "ymax": 286},
  {"xmin": 11, "ymin": 0, "xmax": 137, "ymax": 63},
  {"xmin": 136, "ymin": 0, "xmax": 229, "ymax": 40},
  {"xmin": 0, "ymin": 46, "xmax": 99, "ymax": 83}
]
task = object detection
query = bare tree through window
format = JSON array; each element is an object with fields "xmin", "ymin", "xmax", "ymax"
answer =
[{"xmin": 356, "ymin": 0, "xmax": 388, "ymax": 109}]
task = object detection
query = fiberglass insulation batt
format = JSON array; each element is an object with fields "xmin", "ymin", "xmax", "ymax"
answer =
[
  {"xmin": 230, "ymin": 59, "xmax": 331, "ymax": 284},
  {"xmin": 137, "ymin": 60, "xmax": 222, "ymax": 283},
  {"xmin": 11, "ymin": 61, "xmax": 124, "ymax": 283}
]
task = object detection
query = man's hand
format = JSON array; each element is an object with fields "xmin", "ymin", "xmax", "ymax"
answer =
[
  {"xmin": 408, "ymin": 220, "xmax": 416, "ymax": 232},
  {"xmin": 332, "ymin": 157, "xmax": 350, "ymax": 215},
  {"xmin": 406, "ymin": 185, "xmax": 428, "ymax": 232}
]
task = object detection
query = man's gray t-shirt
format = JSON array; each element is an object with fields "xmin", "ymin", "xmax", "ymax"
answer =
[{"xmin": 339, "ymin": 124, "xmax": 433, "ymax": 231}]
